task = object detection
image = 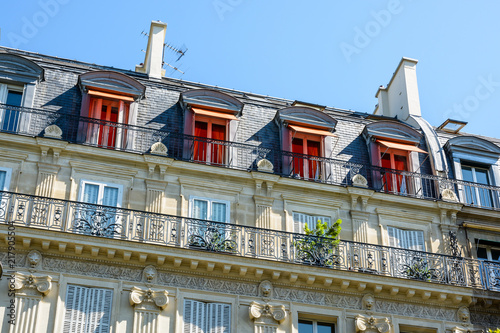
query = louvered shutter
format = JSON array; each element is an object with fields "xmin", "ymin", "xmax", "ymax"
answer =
[
  {"xmin": 184, "ymin": 299, "xmax": 206, "ymax": 333},
  {"xmin": 316, "ymin": 216, "xmax": 331, "ymax": 228},
  {"xmin": 63, "ymin": 285, "xmax": 112, "ymax": 333},
  {"xmin": 193, "ymin": 200, "xmax": 208, "ymax": 220},
  {"xmin": 211, "ymin": 202, "xmax": 227, "ymax": 223},
  {"xmin": 387, "ymin": 227, "xmax": 397, "ymax": 248},
  {"xmin": 207, "ymin": 302, "xmax": 231, "ymax": 333},
  {"xmin": 0, "ymin": 171, "xmax": 5, "ymax": 190},
  {"xmin": 293, "ymin": 213, "xmax": 306, "ymax": 233}
]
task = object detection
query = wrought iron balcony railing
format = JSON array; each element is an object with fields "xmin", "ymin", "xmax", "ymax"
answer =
[
  {"xmin": 1, "ymin": 104, "xmax": 500, "ymax": 210},
  {"xmin": 1, "ymin": 191, "xmax": 499, "ymax": 292}
]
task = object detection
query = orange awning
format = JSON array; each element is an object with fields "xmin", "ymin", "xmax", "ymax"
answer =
[
  {"xmin": 289, "ymin": 124, "xmax": 336, "ymax": 137},
  {"xmin": 192, "ymin": 107, "xmax": 238, "ymax": 120},
  {"xmin": 88, "ymin": 90, "xmax": 134, "ymax": 102},
  {"xmin": 377, "ymin": 139, "xmax": 427, "ymax": 154}
]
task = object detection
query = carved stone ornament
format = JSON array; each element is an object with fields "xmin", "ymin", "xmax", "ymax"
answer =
[
  {"xmin": 362, "ymin": 293, "xmax": 375, "ymax": 311},
  {"xmin": 257, "ymin": 159, "xmax": 274, "ymax": 173},
  {"xmin": 441, "ymin": 188, "xmax": 459, "ymax": 202},
  {"xmin": 43, "ymin": 124, "xmax": 63, "ymax": 139},
  {"xmin": 143, "ymin": 265, "xmax": 158, "ymax": 283},
  {"xmin": 258, "ymin": 280, "xmax": 274, "ymax": 300},
  {"xmin": 355, "ymin": 315, "xmax": 392, "ymax": 333},
  {"xmin": 352, "ymin": 174, "xmax": 368, "ymax": 188},
  {"xmin": 249, "ymin": 301, "xmax": 286, "ymax": 325},
  {"xmin": 12, "ymin": 272, "xmax": 52, "ymax": 296},
  {"xmin": 129, "ymin": 286, "xmax": 169, "ymax": 310},
  {"xmin": 457, "ymin": 306, "xmax": 470, "ymax": 324},
  {"xmin": 150, "ymin": 142, "xmax": 168, "ymax": 156},
  {"xmin": 448, "ymin": 327, "xmax": 476, "ymax": 333},
  {"xmin": 27, "ymin": 250, "xmax": 42, "ymax": 269}
]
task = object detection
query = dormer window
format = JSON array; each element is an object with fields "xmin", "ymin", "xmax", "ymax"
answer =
[
  {"xmin": 275, "ymin": 107, "xmax": 337, "ymax": 181},
  {"xmin": 0, "ymin": 53, "xmax": 44, "ymax": 134},
  {"xmin": 445, "ymin": 136, "xmax": 500, "ymax": 208},
  {"xmin": 78, "ymin": 71, "xmax": 145, "ymax": 150},
  {"xmin": 363, "ymin": 121, "xmax": 427, "ymax": 195},
  {"xmin": 180, "ymin": 89, "xmax": 243, "ymax": 165}
]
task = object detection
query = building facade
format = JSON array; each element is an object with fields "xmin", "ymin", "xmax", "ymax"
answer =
[{"xmin": 0, "ymin": 21, "xmax": 499, "ymax": 333}]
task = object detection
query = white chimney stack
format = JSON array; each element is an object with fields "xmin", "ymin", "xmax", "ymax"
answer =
[{"xmin": 136, "ymin": 20, "xmax": 167, "ymax": 79}]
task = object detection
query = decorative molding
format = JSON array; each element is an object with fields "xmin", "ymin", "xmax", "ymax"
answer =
[
  {"xmin": 26, "ymin": 250, "xmax": 42, "ymax": 270},
  {"xmin": 355, "ymin": 315, "xmax": 392, "ymax": 333},
  {"xmin": 43, "ymin": 124, "xmax": 63, "ymax": 139},
  {"xmin": 352, "ymin": 174, "xmax": 368, "ymax": 188},
  {"xmin": 441, "ymin": 189, "xmax": 459, "ymax": 202},
  {"xmin": 70, "ymin": 160, "xmax": 138, "ymax": 181},
  {"xmin": 257, "ymin": 158, "xmax": 274, "ymax": 173},
  {"xmin": 13, "ymin": 272, "xmax": 52, "ymax": 296},
  {"xmin": 150, "ymin": 142, "xmax": 168, "ymax": 156},
  {"xmin": 362, "ymin": 294, "xmax": 375, "ymax": 311},
  {"xmin": 376, "ymin": 207, "xmax": 436, "ymax": 225},
  {"xmin": 129, "ymin": 286, "xmax": 169, "ymax": 310},
  {"xmin": 249, "ymin": 302, "xmax": 286, "ymax": 324}
]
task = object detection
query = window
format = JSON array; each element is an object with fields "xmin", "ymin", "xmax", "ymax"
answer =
[
  {"xmin": 380, "ymin": 148, "xmax": 409, "ymax": 194},
  {"xmin": 190, "ymin": 197, "xmax": 229, "ymax": 223},
  {"xmin": 193, "ymin": 115, "xmax": 228, "ymax": 164},
  {"xmin": 477, "ymin": 242, "xmax": 500, "ymax": 262},
  {"xmin": 399, "ymin": 325, "xmax": 437, "ymax": 333},
  {"xmin": 0, "ymin": 167, "xmax": 12, "ymax": 191},
  {"xmin": 387, "ymin": 226, "xmax": 425, "ymax": 251},
  {"xmin": 0, "ymin": 83, "xmax": 23, "ymax": 132},
  {"xmin": 63, "ymin": 284, "xmax": 113, "ymax": 333},
  {"xmin": 78, "ymin": 71, "xmax": 145, "ymax": 150},
  {"xmin": 291, "ymin": 131, "xmax": 322, "ymax": 180},
  {"xmin": 183, "ymin": 299, "xmax": 231, "ymax": 333},
  {"xmin": 79, "ymin": 180, "xmax": 123, "ymax": 207},
  {"xmin": 461, "ymin": 164, "xmax": 495, "ymax": 208},
  {"xmin": 293, "ymin": 212, "xmax": 331, "ymax": 234},
  {"xmin": 298, "ymin": 319, "xmax": 334, "ymax": 333}
]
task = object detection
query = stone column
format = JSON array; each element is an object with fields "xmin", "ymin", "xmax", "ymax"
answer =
[{"xmin": 249, "ymin": 302, "xmax": 286, "ymax": 333}]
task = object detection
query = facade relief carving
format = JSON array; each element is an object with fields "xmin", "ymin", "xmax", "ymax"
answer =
[
  {"xmin": 129, "ymin": 286, "xmax": 169, "ymax": 310},
  {"xmin": 362, "ymin": 293, "xmax": 375, "ymax": 311},
  {"xmin": 27, "ymin": 250, "xmax": 42, "ymax": 270},
  {"xmin": 355, "ymin": 315, "xmax": 392, "ymax": 333},
  {"xmin": 258, "ymin": 280, "xmax": 274, "ymax": 301},
  {"xmin": 143, "ymin": 265, "xmax": 158, "ymax": 284},
  {"xmin": 249, "ymin": 302, "xmax": 286, "ymax": 325}
]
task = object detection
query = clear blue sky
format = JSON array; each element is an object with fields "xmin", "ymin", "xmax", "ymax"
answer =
[{"xmin": 1, "ymin": 1, "xmax": 499, "ymax": 138}]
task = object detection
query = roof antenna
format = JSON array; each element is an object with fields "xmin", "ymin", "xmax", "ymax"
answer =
[{"xmin": 161, "ymin": 42, "xmax": 188, "ymax": 75}]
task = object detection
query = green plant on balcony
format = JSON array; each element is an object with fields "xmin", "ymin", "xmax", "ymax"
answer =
[
  {"xmin": 295, "ymin": 219, "xmax": 342, "ymax": 267},
  {"xmin": 488, "ymin": 329, "xmax": 500, "ymax": 333},
  {"xmin": 403, "ymin": 257, "xmax": 437, "ymax": 281},
  {"xmin": 188, "ymin": 225, "xmax": 237, "ymax": 253}
]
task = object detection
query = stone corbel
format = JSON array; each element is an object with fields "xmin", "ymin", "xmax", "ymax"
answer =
[
  {"xmin": 355, "ymin": 315, "xmax": 391, "ymax": 333},
  {"xmin": 13, "ymin": 272, "xmax": 52, "ymax": 296},
  {"xmin": 129, "ymin": 286, "xmax": 169, "ymax": 310},
  {"xmin": 249, "ymin": 302, "xmax": 286, "ymax": 325}
]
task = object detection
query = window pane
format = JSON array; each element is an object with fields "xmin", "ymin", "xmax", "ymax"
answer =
[
  {"xmin": 461, "ymin": 166, "xmax": 473, "ymax": 182},
  {"xmin": 298, "ymin": 320, "xmax": 314, "ymax": 333},
  {"xmin": 491, "ymin": 248, "xmax": 500, "ymax": 262},
  {"xmin": 193, "ymin": 199, "xmax": 208, "ymax": 220},
  {"xmin": 103, "ymin": 187, "xmax": 119, "ymax": 207},
  {"xmin": 475, "ymin": 168, "xmax": 490, "ymax": 185},
  {"xmin": 83, "ymin": 184, "xmax": 99, "ymax": 204},
  {"xmin": 212, "ymin": 202, "xmax": 227, "ymax": 222},
  {"xmin": 317, "ymin": 322, "xmax": 335, "ymax": 333},
  {"xmin": 6, "ymin": 90, "xmax": 22, "ymax": 106},
  {"xmin": 0, "ymin": 170, "xmax": 5, "ymax": 190},
  {"xmin": 477, "ymin": 247, "xmax": 488, "ymax": 260}
]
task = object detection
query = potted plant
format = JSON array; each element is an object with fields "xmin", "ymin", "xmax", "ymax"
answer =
[{"xmin": 295, "ymin": 219, "xmax": 342, "ymax": 267}]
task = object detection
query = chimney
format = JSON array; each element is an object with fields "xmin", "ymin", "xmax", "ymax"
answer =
[
  {"xmin": 374, "ymin": 57, "xmax": 421, "ymax": 123},
  {"xmin": 136, "ymin": 21, "xmax": 167, "ymax": 79}
]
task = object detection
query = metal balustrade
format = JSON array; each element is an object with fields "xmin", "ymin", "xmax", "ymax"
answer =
[
  {"xmin": 1, "ymin": 191, "xmax": 499, "ymax": 292},
  {"xmin": 1, "ymin": 104, "xmax": 500, "ymax": 210}
]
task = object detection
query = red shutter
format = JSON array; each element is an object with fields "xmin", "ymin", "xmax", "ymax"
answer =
[
  {"xmin": 211, "ymin": 124, "xmax": 226, "ymax": 164},
  {"xmin": 194, "ymin": 121, "xmax": 208, "ymax": 162},
  {"xmin": 292, "ymin": 138, "xmax": 304, "ymax": 177},
  {"xmin": 307, "ymin": 140, "xmax": 320, "ymax": 179}
]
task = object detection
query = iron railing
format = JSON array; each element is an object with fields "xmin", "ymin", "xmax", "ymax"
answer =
[
  {"xmin": 1, "ymin": 191, "xmax": 499, "ymax": 292},
  {"xmin": 1, "ymin": 104, "xmax": 500, "ymax": 210}
]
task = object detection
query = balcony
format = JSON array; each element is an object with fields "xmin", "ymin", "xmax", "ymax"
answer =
[
  {"xmin": 1, "ymin": 104, "xmax": 500, "ymax": 210},
  {"xmin": 1, "ymin": 191, "xmax": 499, "ymax": 292}
]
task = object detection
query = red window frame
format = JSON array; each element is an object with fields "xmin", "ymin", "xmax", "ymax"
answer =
[
  {"xmin": 379, "ymin": 147, "xmax": 410, "ymax": 194},
  {"xmin": 291, "ymin": 131, "xmax": 323, "ymax": 180},
  {"xmin": 193, "ymin": 115, "xmax": 228, "ymax": 164},
  {"xmin": 88, "ymin": 95, "xmax": 130, "ymax": 149}
]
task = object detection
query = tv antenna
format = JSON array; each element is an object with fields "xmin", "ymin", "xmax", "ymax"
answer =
[{"xmin": 140, "ymin": 30, "xmax": 188, "ymax": 76}]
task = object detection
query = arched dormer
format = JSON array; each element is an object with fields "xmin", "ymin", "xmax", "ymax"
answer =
[
  {"xmin": 275, "ymin": 106, "xmax": 337, "ymax": 180},
  {"xmin": 363, "ymin": 120, "xmax": 428, "ymax": 195},
  {"xmin": 444, "ymin": 136, "xmax": 500, "ymax": 207},
  {"xmin": 179, "ymin": 89, "xmax": 244, "ymax": 164},
  {"xmin": 0, "ymin": 53, "xmax": 45, "ymax": 132},
  {"xmin": 77, "ymin": 71, "xmax": 146, "ymax": 150}
]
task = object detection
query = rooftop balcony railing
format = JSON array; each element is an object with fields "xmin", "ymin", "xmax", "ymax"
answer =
[
  {"xmin": 1, "ymin": 191, "xmax": 499, "ymax": 292},
  {"xmin": 1, "ymin": 104, "xmax": 500, "ymax": 210}
]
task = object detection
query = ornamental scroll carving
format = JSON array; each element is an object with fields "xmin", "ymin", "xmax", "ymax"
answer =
[
  {"xmin": 249, "ymin": 302, "xmax": 286, "ymax": 325},
  {"xmin": 355, "ymin": 315, "xmax": 392, "ymax": 333},
  {"xmin": 129, "ymin": 286, "xmax": 169, "ymax": 310},
  {"xmin": 12, "ymin": 272, "xmax": 52, "ymax": 296}
]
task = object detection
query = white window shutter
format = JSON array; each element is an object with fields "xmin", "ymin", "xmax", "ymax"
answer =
[
  {"xmin": 193, "ymin": 200, "xmax": 208, "ymax": 220},
  {"xmin": 0, "ymin": 84, "xmax": 7, "ymax": 104},
  {"xmin": 184, "ymin": 299, "xmax": 206, "ymax": 333},
  {"xmin": 293, "ymin": 213, "xmax": 306, "ymax": 233},
  {"xmin": 415, "ymin": 230, "xmax": 425, "ymax": 251},
  {"xmin": 207, "ymin": 303, "xmax": 231, "ymax": 333},
  {"xmin": 387, "ymin": 227, "xmax": 396, "ymax": 247}
]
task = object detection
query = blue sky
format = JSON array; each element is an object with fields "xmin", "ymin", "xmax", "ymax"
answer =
[{"xmin": 1, "ymin": 1, "xmax": 499, "ymax": 138}]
